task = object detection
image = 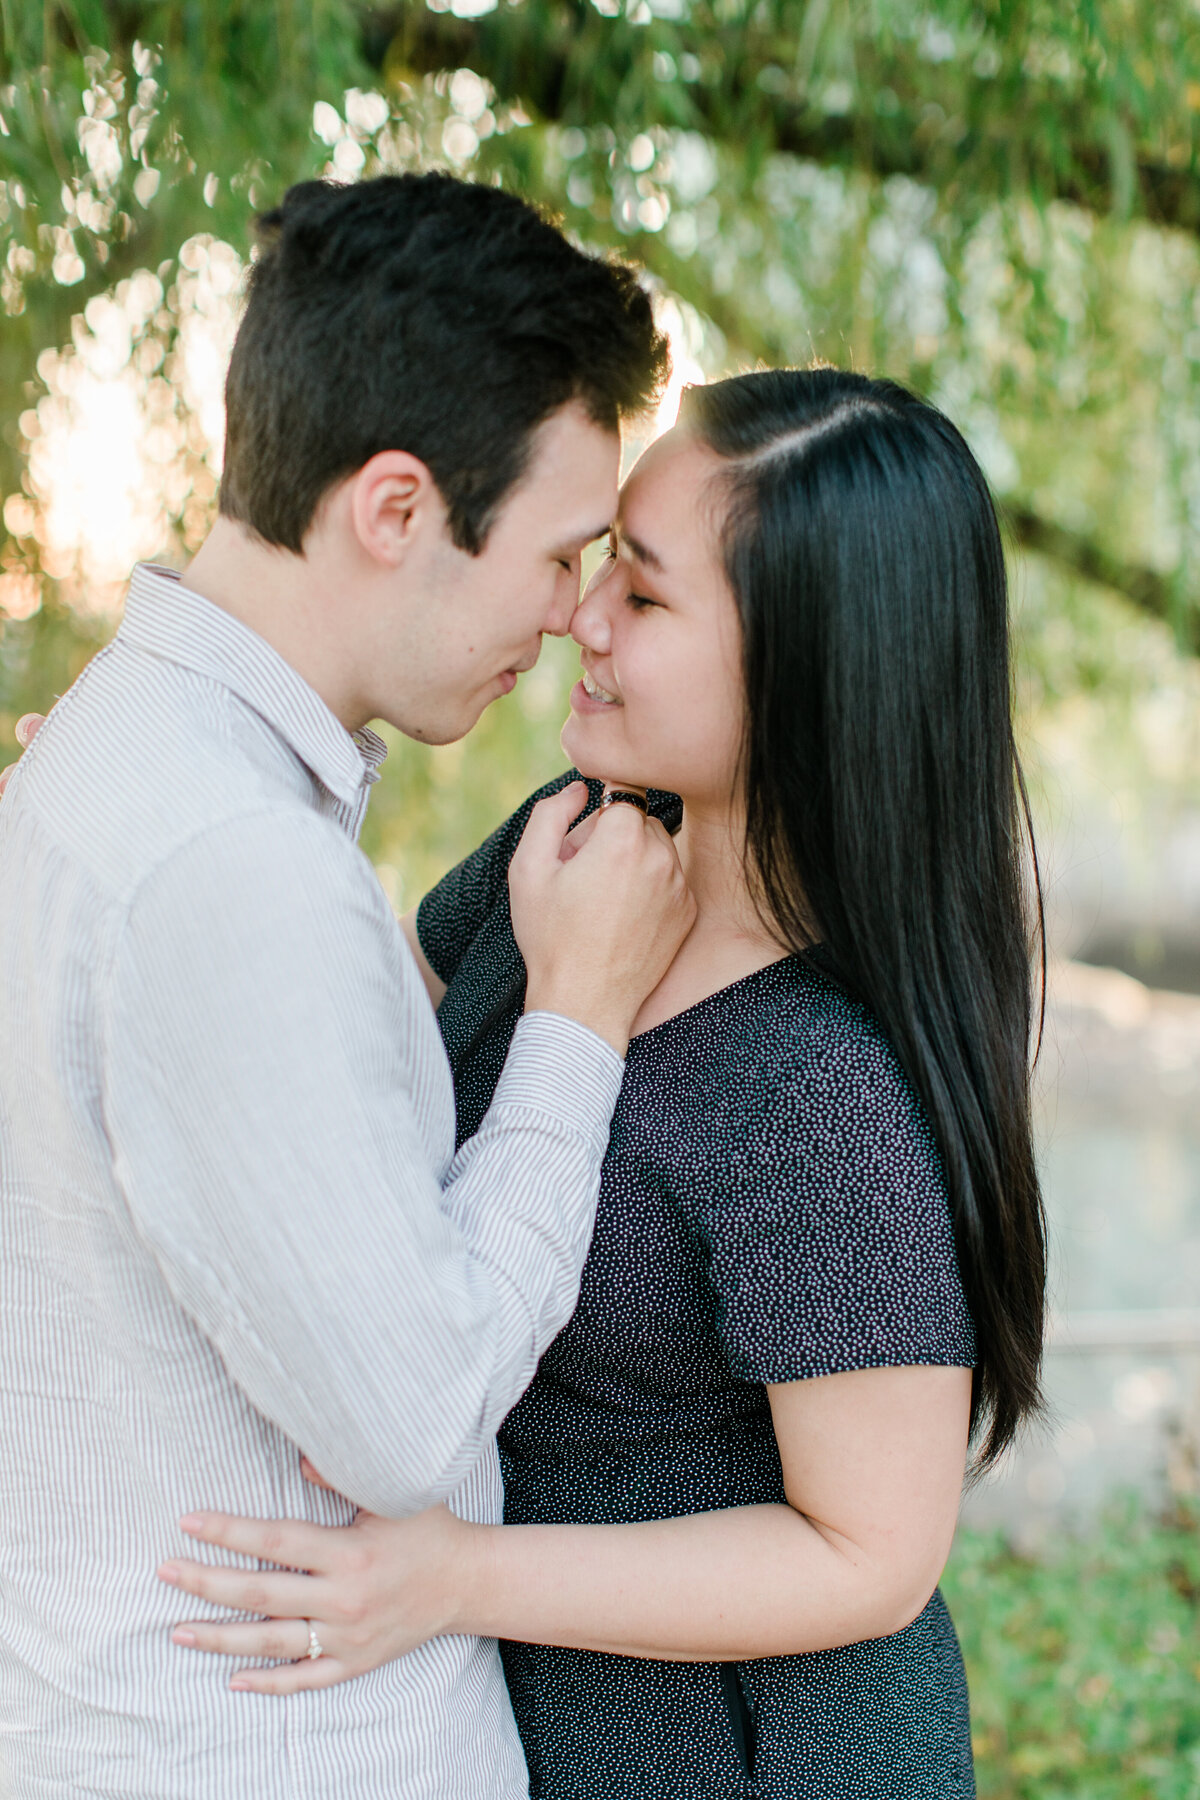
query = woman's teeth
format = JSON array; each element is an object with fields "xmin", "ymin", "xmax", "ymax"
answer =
[{"xmin": 582, "ymin": 669, "xmax": 619, "ymax": 704}]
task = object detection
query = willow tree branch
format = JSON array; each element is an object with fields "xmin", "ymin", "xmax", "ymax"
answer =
[
  {"xmin": 1005, "ymin": 505, "xmax": 1195, "ymax": 647},
  {"xmin": 359, "ymin": 3, "xmax": 1200, "ymax": 239}
]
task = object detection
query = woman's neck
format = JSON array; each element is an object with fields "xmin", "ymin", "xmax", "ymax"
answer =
[
  {"xmin": 628, "ymin": 795, "xmax": 789, "ymax": 1040},
  {"xmin": 673, "ymin": 802, "xmax": 765, "ymax": 939}
]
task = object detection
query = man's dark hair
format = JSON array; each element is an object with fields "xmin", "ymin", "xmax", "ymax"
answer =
[{"xmin": 219, "ymin": 173, "xmax": 670, "ymax": 553}]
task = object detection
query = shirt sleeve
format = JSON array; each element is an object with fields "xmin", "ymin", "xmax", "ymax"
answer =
[
  {"xmin": 416, "ymin": 771, "xmax": 583, "ymax": 987},
  {"xmin": 698, "ymin": 1022, "xmax": 976, "ymax": 1385},
  {"xmin": 101, "ymin": 806, "xmax": 623, "ymax": 1518}
]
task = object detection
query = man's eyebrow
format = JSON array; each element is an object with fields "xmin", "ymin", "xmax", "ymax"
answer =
[
  {"xmin": 556, "ymin": 524, "xmax": 613, "ymax": 556},
  {"xmin": 614, "ymin": 524, "xmax": 665, "ymax": 572}
]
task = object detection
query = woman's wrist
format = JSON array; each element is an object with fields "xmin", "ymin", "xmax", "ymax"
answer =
[{"xmin": 446, "ymin": 1519, "xmax": 501, "ymax": 1639}]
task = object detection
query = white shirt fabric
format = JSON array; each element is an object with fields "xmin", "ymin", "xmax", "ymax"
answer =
[{"xmin": 0, "ymin": 563, "xmax": 623, "ymax": 1798}]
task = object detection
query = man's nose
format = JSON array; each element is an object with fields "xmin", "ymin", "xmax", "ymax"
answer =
[
  {"xmin": 543, "ymin": 561, "xmax": 588, "ymax": 638},
  {"xmin": 544, "ymin": 586, "xmax": 578, "ymax": 639}
]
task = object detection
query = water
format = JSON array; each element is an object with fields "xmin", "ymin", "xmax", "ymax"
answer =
[{"xmin": 962, "ymin": 962, "xmax": 1200, "ymax": 1541}]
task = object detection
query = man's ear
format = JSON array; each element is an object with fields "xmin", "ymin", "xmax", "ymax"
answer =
[{"xmin": 348, "ymin": 450, "xmax": 444, "ymax": 567}]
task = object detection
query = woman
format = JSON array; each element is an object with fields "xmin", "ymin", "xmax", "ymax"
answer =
[{"xmin": 158, "ymin": 367, "xmax": 1046, "ymax": 1798}]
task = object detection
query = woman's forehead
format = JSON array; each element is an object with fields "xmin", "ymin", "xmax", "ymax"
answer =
[
  {"xmin": 615, "ymin": 429, "xmax": 733, "ymax": 604},
  {"xmin": 617, "ymin": 424, "xmax": 718, "ymax": 524}
]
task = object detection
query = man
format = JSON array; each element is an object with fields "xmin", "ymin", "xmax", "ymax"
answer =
[{"xmin": 0, "ymin": 173, "xmax": 693, "ymax": 1797}]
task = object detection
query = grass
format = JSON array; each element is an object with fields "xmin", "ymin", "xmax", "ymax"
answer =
[{"xmin": 942, "ymin": 1498, "xmax": 1200, "ymax": 1798}]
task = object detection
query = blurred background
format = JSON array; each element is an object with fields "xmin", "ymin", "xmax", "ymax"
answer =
[{"xmin": 1, "ymin": 2, "xmax": 1198, "ymax": 1789}]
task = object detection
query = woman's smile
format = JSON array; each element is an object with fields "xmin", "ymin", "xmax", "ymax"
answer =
[
  {"xmin": 560, "ymin": 427, "xmax": 747, "ymax": 811},
  {"xmin": 576, "ymin": 667, "xmax": 621, "ymax": 706}
]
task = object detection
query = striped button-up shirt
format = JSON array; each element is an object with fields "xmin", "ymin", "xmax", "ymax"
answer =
[{"xmin": 0, "ymin": 564, "xmax": 623, "ymax": 1798}]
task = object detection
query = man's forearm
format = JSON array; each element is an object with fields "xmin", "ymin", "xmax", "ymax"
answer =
[{"xmin": 434, "ymin": 1010, "xmax": 622, "ymax": 1437}]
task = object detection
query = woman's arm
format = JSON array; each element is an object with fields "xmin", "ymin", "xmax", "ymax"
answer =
[
  {"xmin": 158, "ymin": 1361, "xmax": 970, "ymax": 1693},
  {"xmin": 469, "ymin": 1362, "xmax": 970, "ymax": 1660},
  {"xmin": 399, "ymin": 909, "xmax": 446, "ymax": 1010}
]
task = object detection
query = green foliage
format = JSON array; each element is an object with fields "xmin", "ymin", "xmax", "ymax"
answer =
[
  {"xmin": 0, "ymin": 591, "xmax": 107, "ymax": 744},
  {"xmin": 5, "ymin": 0, "xmax": 1200, "ymax": 646},
  {"xmin": 2, "ymin": 0, "xmax": 1199, "ymax": 883},
  {"xmin": 943, "ymin": 1500, "xmax": 1200, "ymax": 1798},
  {"xmin": 0, "ymin": 2, "xmax": 365, "ymax": 497}
]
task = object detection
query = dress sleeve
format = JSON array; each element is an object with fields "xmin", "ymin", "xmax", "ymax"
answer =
[
  {"xmin": 416, "ymin": 771, "xmax": 583, "ymax": 987},
  {"xmin": 701, "ymin": 1018, "xmax": 977, "ymax": 1385}
]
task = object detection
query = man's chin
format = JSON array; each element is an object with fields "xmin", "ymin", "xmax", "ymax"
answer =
[{"xmin": 386, "ymin": 696, "xmax": 490, "ymax": 747}]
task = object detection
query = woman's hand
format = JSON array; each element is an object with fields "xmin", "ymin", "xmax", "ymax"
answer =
[
  {"xmin": 0, "ymin": 713, "xmax": 45, "ymax": 799},
  {"xmin": 157, "ymin": 1470, "xmax": 480, "ymax": 1695}
]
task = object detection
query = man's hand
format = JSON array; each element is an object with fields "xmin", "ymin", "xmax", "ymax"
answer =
[
  {"xmin": 508, "ymin": 781, "xmax": 695, "ymax": 1058},
  {"xmin": 0, "ymin": 713, "xmax": 45, "ymax": 799}
]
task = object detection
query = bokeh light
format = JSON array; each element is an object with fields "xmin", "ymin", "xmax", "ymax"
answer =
[{"xmin": 18, "ymin": 238, "xmax": 241, "ymax": 617}]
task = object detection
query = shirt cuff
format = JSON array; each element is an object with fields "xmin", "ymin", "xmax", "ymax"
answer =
[{"xmin": 488, "ymin": 1011, "xmax": 624, "ymax": 1157}]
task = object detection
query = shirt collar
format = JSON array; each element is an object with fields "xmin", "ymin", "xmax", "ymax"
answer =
[{"xmin": 119, "ymin": 564, "xmax": 387, "ymax": 809}]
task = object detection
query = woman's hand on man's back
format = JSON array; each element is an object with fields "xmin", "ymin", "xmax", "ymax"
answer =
[{"xmin": 0, "ymin": 713, "xmax": 44, "ymax": 798}]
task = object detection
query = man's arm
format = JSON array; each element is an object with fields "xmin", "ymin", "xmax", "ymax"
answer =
[{"xmin": 103, "ymin": 807, "xmax": 624, "ymax": 1519}]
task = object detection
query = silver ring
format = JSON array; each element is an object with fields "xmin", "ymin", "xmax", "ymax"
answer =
[{"xmin": 305, "ymin": 1623, "xmax": 324, "ymax": 1661}]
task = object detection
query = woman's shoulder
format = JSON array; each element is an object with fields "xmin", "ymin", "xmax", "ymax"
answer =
[
  {"xmin": 700, "ymin": 951, "xmax": 945, "ymax": 1184},
  {"xmin": 669, "ymin": 953, "xmax": 976, "ymax": 1380},
  {"xmin": 747, "ymin": 951, "xmax": 917, "ymax": 1093},
  {"xmin": 415, "ymin": 773, "xmax": 577, "ymax": 989}
]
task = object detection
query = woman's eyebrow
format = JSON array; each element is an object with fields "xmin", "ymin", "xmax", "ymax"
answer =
[{"xmin": 613, "ymin": 524, "xmax": 665, "ymax": 572}]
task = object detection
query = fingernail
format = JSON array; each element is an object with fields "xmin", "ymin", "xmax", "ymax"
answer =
[
  {"xmin": 229, "ymin": 1677, "xmax": 252, "ymax": 1692},
  {"xmin": 179, "ymin": 1514, "xmax": 205, "ymax": 1532},
  {"xmin": 15, "ymin": 715, "xmax": 39, "ymax": 746},
  {"xmin": 171, "ymin": 1628, "xmax": 196, "ymax": 1646},
  {"xmin": 158, "ymin": 1563, "xmax": 181, "ymax": 1585}
]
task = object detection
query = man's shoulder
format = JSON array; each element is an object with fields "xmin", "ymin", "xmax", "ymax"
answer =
[{"xmin": 11, "ymin": 635, "xmax": 333, "ymax": 906}]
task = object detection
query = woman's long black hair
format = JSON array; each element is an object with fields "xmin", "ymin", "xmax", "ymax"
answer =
[{"xmin": 683, "ymin": 366, "xmax": 1046, "ymax": 1468}]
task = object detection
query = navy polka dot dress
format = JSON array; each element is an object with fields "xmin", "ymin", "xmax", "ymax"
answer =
[{"xmin": 418, "ymin": 775, "xmax": 978, "ymax": 1800}]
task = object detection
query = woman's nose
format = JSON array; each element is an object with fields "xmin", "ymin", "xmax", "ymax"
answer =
[{"xmin": 571, "ymin": 568, "xmax": 616, "ymax": 652}]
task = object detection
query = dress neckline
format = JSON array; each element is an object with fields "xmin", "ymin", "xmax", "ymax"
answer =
[{"xmin": 626, "ymin": 946, "xmax": 838, "ymax": 1047}]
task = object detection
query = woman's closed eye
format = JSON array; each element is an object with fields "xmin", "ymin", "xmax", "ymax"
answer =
[{"xmin": 601, "ymin": 534, "xmax": 657, "ymax": 607}]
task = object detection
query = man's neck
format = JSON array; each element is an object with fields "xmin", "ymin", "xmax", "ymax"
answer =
[{"xmin": 183, "ymin": 517, "xmax": 372, "ymax": 733}]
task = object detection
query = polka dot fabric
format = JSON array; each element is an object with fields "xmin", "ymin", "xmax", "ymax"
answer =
[{"xmin": 419, "ymin": 774, "xmax": 978, "ymax": 1800}]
